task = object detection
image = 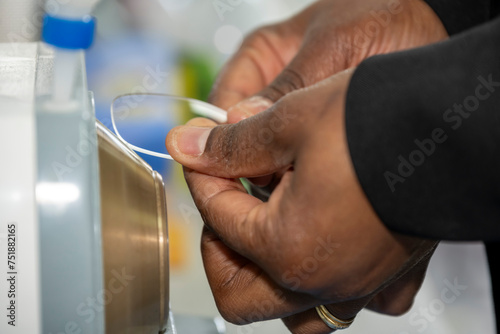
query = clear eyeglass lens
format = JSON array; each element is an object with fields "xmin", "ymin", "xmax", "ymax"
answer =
[{"xmin": 110, "ymin": 94, "xmax": 227, "ymax": 160}]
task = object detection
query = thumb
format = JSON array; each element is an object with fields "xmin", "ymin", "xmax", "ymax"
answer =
[{"xmin": 166, "ymin": 102, "xmax": 300, "ymax": 178}]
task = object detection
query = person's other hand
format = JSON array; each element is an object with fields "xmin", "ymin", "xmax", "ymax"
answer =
[
  {"xmin": 214, "ymin": 0, "xmax": 448, "ymax": 201},
  {"xmin": 210, "ymin": 0, "xmax": 448, "ymax": 120},
  {"xmin": 166, "ymin": 70, "xmax": 438, "ymax": 333}
]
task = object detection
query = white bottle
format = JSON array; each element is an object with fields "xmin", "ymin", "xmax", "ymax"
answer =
[{"xmin": 43, "ymin": 0, "xmax": 100, "ymax": 111}]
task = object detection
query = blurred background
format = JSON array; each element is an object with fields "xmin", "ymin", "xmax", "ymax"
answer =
[
  {"xmin": 0, "ymin": 0, "xmax": 496, "ymax": 333},
  {"xmin": 84, "ymin": 1, "xmax": 497, "ymax": 333}
]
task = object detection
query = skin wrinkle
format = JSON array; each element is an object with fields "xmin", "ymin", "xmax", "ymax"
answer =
[
  {"xmin": 267, "ymin": 83, "xmax": 291, "ymax": 102},
  {"xmin": 244, "ymin": 47, "xmax": 271, "ymax": 92},
  {"xmin": 270, "ymin": 67, "xmax": 308, "ymax": 98},
  {"xmin": 202, "ymin": 240, "xmax": 237, "ymax": 289},
  {"xmin": 209, "ymin": 30, "xmax": 288, "ymax": 107},
  {"xmin": 223, "ymin": 26, "xmax": 299, "ymax": 102},
  {"xmin": 247, "ymin": 202, "xmax": 285, "ymax": 264},
  {"xmin": 255, "ymin": 28, "xmax": 289, "ymax": 80},
  {"xmin": 236, "ymin": 206, "xmax": 263, "ymax": 254},
  {"xmin": 211, "ymin": 250, "xmax": 251, "ymax": 290},
  {"xmin": 186, "ymin": 171, "xmax": 220, "ymax": 208},
  {"xmin": 224, "ymin": 261, "xmax": 261, "ymax": 291},
  {"xmin": 202, "ymin": 215, "xmax": 253, "ymax": 270}
]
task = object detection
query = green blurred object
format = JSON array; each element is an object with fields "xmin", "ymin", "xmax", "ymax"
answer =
[
  {"xmin": 179, "ymin": 51, "xmax": 218, "ymax": 123},
  {"xmin": 240, "ymin": 178, "xmax": 252, "ymax": 194}
]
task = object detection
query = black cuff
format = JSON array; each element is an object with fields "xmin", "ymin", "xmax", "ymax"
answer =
[
  {"xmin": 423, "ymin": 0, "xmax": 491, "ymax": 35},
  {"xmin": 345, "ymin": 18, "xmax": 500, "ymax": 241}
]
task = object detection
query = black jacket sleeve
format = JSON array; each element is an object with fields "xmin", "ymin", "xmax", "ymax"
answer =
[
  {"xmin": 423, "ymin": 0, "xmax": 493, "ymax": 35},
  {"xmin": 345, "ymin": 17, "xmax": 500, "ymax": 241}
]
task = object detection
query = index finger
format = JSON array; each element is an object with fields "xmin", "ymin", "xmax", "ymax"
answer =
[
  {"xmin": 209, "ymin": 25, "xmax": 301, "ymax": 110},
  {"xmin": 184, "ymin": 168, "xmax": 269, "ymax": 261}
]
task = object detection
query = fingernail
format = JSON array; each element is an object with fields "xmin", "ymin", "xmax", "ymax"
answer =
[
  {"xmin": 228, "ymin": 96, "xmax": 273, "ymax": 122},
  {"xmin": 244, "ymin": 96, "xmax": 273, "ymax": 109},
  {"xmin": 175, "ymin": 126, "xmax": 212, "ymax": 156}
]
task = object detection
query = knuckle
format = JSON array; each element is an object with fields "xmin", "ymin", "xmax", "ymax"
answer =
[
  {"xmin": 245, "ymin": 212, "xmax": 280, "ymax": 258},
  {"xmin": 244, "ymin": 25, "xmax": 279, "ymax": 47},
  {"xmin": 211, "ymin": 283, "xmax": 261, "ymax": 325},
  {"xmin": 216, "ymin": 300, "xmax": 249, "ymax": 325},
  {"xmin": 328, "ymin": 275, "xmax": 375, "ymax": 301},
  {"xmin": 370, "ymin": 296, "xmax": 414, "ymax": 316},
  {"xmin": 277, "ymin": 67, "xmax": 307, "ymax": 91},
  {"xmin": 207, "ymin": 275, "xmax": 250, "ymax": 325},
  {"xmin": 264, "ymin": 67, "xmax": 306, "ymax": 102},
  {"xmin": 386, "ymin": 301, "xmax": 414, "ymax": 316}
]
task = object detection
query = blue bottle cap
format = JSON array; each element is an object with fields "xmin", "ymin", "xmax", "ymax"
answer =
[{"xmin": 42, "ymin": 14, "xmax": 96, "ymax": 50}]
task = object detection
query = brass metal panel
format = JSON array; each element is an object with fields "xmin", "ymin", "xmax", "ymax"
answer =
[
  {"xmin": 154, "ymin": 172, "xmax": 169, "ymax": 332},
  {"xmin": 97, "ymin": 122, "xmax": 168, "ymax": 334}
]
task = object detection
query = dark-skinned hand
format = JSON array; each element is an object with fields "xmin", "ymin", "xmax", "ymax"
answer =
[
  {"xmin": 166, "ymin": 70, "xmax": 439, "ymax": 333},
  {"xmin": 189, "ymin": 1, "xmax": 447, "ymax": 331},
  {"xmin": 210, "ymin": 0, "xmax": 447, "ymax": 121}
]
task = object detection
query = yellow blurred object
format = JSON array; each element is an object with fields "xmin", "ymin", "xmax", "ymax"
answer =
[
  {"xmin": 163, "ymin": 52, "xmax": 216, "ymax": 271},
  {"xmin": 168, "ymin": 215, "xmax": 191, "ymax": 269}
]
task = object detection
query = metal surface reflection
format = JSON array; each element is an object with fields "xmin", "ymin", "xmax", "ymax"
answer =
[{"xmin": 98, "ymin": 121, "xmax": 169, "ymax": 334}]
